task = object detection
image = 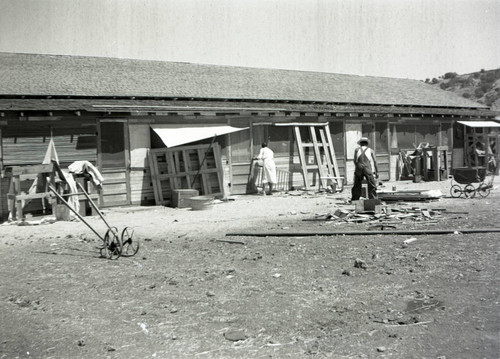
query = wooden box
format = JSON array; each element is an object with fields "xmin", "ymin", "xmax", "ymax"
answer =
[
  {"xmin": 171, "ymin": 189, "xmax": 199, "ymax": 208},
  {"xmin": 355, "ymin": 199, "xmax": 382, "ymax": 213}
]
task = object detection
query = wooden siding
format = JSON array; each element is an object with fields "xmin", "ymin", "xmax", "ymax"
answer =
[
  {"xmin": 3, "ymin": 135, "xmax": 96, "ymax": 166},
  {"xmin": 376, "ymin": 154, "xmax": 390, "ymax": 181},
  {"xmin": 100, "ymin": 170, "xmax": 128, "ymax": 207},
  {"xmin": 228, "ymin": 163, "xmax": 252, "ymax": 194},
  {"xmin": 130, "ymin": 168, "xmax": 155, "ymax": 205}
]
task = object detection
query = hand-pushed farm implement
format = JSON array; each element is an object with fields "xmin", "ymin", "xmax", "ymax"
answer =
[{"xmin": 48, "ymin": 183, "xmax": 140, "ymax": 259}]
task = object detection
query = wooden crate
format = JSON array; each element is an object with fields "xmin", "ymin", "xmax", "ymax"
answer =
[{"xmin": 171, "ymin": 189, "xmax": 199, "ymax": 208}]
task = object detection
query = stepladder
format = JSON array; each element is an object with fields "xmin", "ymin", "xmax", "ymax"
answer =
[{"xmin": 293, "ymin": 124, "xmax": 342, "ymax": 191}]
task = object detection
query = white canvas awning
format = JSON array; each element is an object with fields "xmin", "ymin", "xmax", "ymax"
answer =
[
  {"xmin": 151, "ymin": 124, "xmax": 248, "ymax": 147},
  {"xmin": 457, "ymin": 120, "xmax": 500, "ymax": 128}
]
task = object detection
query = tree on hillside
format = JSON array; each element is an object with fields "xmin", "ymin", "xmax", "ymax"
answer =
[{"xmin": 443, "ymin": 72, "xmax": 458, "ymax": 79}]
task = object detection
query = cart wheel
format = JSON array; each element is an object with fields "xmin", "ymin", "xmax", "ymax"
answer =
[
  {"xmin": 477, "ymin": 183, "xmax": 491, "ymax": 198},
  {"xmin": 101, "ymin": 227, "xmax": 122, "ymax": 259},
  {"xmin": 450, "ymin": 184, "xmax": 463, "ymax": 198},
  {"xmin": 120, "ymin": 227, "xmax": 140, "ymax": 257},
  {"xmin": 463, "ymin": 184, "xmax": 476, "ymax": 199}
]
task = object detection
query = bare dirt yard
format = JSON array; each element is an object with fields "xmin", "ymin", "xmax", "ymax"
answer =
[{"xmin": 1, "ymin": 179, "xmax": 499, "ymax": 359}]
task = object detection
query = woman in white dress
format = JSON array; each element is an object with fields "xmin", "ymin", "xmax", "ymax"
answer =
[{"xmin": 256, "ymin": 142, "xmax": 277, "ymax": 195}]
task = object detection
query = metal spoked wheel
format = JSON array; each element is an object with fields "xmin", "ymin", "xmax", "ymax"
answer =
[
  {"xmin": 450, "ymin": 184, "xmax": 463, "ymax": 198},
  {"xmin": 463, "ymin": 184, "xmax": 476, "ymax": 199},
  {"xmin": 120, "ymin": 227, "xmax": 140, "ymax": 257},
  {"xmin": 101, "ymin": 227, "xmax": 122, "ymax": 260},
  {"xmin": 477, "ymin": 183, "xmax": 491, "ymax": 198}
]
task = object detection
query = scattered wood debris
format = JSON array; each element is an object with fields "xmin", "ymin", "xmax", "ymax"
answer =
[{"xmin": 303, "ymin": 201, "xmax": 451, "ymax": 227}]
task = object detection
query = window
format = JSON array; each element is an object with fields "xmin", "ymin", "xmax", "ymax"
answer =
[
  {"xmin": 329, "ymin": 121, "xmax": 344, "ymax": 155},
  {"xmin": 441, "ymin": 123, "xmax": 452, "ymax": 147},
  {"xmin": 375, "ymin": 122, "xmax": 388, "ymax": 153},
  {"xmin": 229, "ymin": 129, "xmax": 251, "ymax": 163},
  {"xmin": 395, "ymin": 124, "xmax": 416, "ymax": 150},
  {"xmin": 101, "ymin": 122, "xmax": 126, "ymax": 168},
  {"xmin": 268, "ymin": 125, "xmax": 292, "ymax": 157},
  {"xmin": 416, "ymin": 124, "xmax": 439, "ymax": 146}
]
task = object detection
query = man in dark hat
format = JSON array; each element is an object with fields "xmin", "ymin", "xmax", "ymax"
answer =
[{"xmin": 351, "ymin": 137, "xmax": 379, "ymax": 200}]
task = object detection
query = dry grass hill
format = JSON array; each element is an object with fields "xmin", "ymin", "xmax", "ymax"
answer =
[{"xmin": 424, "ymin": 68, "xmax": 500, "ymax": 111}]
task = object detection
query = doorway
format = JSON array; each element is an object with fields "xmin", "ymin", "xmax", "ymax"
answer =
[{"xmin": 98, "ymin": 120, "xmax": 131, "ymax": 206}]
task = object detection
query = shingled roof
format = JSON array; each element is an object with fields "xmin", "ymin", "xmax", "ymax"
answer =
[{"xmin": 0, "ymin": 52, "xmax": 487, "ymax": 109}]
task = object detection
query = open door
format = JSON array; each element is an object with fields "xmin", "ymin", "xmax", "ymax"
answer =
[{"xmin": 98, "ymin": 120, "xmax": 131, "ymax": 207}]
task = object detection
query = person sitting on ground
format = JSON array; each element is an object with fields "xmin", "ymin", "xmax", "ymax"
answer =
[
  {"xmin": 255, "ymin": 142, "xmax": 277, "ymax": 195},
  {"xmin": 351, "ymin": 137, "xmax": 379, "ymax": 201}
]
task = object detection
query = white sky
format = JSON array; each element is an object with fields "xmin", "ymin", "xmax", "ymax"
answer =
[{"xmin": 0, "ymin": 0, "xmax": 498, "ymax": 80}]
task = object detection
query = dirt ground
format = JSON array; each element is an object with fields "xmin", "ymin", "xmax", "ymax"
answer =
[{"xmin": 1, "ymin": 179, "xmax": 499, "ymax": 359}]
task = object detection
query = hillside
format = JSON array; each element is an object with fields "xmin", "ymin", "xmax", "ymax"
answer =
[{"xmin": 424, "ymin": 68, "xmax": 500, "ymax": 111}]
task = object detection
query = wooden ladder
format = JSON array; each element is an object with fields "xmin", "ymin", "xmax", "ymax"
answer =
[{"xmin": 293, "ymin": 124, "xmax": 341, "ymax": 190}]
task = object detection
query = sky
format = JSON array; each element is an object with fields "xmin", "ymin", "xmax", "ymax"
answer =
[{"xmin": 0, "ymin": 0, "xmax": 498, "ymax": 80}]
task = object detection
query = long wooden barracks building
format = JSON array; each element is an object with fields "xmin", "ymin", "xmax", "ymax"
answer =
[{"xmin": 0, "ymin": 52, "xmax": 498, "ymax": 218}]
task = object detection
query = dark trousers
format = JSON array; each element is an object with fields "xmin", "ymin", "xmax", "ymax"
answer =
[{"xmin": 351, "ymin": 169, "xmax": 378, "ymax": 200}]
